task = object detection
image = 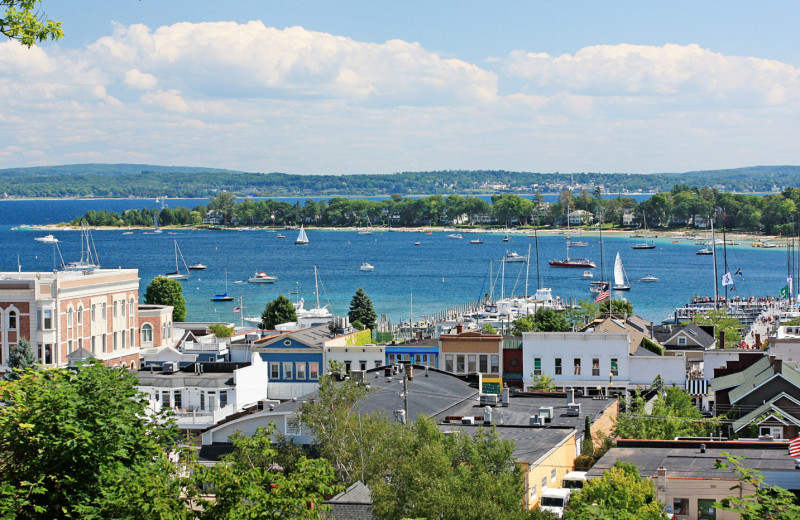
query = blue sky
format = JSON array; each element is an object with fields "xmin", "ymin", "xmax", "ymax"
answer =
[{"xmin": 2, "ymin": 1, "xmax": 799, "ymax": 174}]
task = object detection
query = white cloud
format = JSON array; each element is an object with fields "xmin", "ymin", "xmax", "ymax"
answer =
[{"xmin": 124, "ymin": 69, "xmax": 158, "ymax": 90}]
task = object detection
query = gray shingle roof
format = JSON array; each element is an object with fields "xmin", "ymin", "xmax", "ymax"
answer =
[
  {"xmin": 731, "ymin": 396, "xmax": 800, "ymax": 433},
  {"xmin": 710, "ymin": 355, "xmax": 772, "ymax": 392},
  {"xmin": 438, "ymin": 424, "xmax": 575, "ymax": 464},
  {"xmin": 651, "ymin": 323, "xmax": 716, "ymax": 350},
  {"xmin": 256, "ymin": 323, "xmax": 335, "ymax": 349},
  {"xmin": 135, "ymin": 372, "xmax": 234, "ymax": 388}
]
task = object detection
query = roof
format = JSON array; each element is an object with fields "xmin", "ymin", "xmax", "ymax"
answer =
[
  {"xmin": 435, "ymin": 393, "xmax": 617, "ymax": 431},
  {"xmin": 135, "ymin": 371, "xmax": 234, "ymax": 388},
  {"xmin": 579, "ymin": 316, "xmax": 650, "ymax": 355},
  {"xmin": 66, "ymin": 347, "xmax": 94, "ymax": 360},
  {"xmin": 323, "ymin": 481, "xmax": 374, "ymax": 520},
  {"xmin": 256, "ymin": 324, "xmax": 335, "ymax": 349},
  {"xmin": 439, "ymin": 424, "xmax": 575, "ymax": 465},
  {"xmin": 726, "ymin": 359, "xmax": 800, "ymax": 404},
  {"xmin": 711, "ymin": 356, "xmax": 773, "ymax": 392},
  {"xmin": 651, "ymin": 323, "xmax": 716, "ymax": 350},
  {"xmin": 731, "ymin": 394, "xmax": 800, "ymax": 432},
  {"xmin": 588, "ymin": 440, "xmax": 796, "ymax": 480}
]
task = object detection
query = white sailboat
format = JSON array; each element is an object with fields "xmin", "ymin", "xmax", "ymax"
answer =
[
  {"xmin": 296, "ymin": 266, "xmax": 333, "ymax": 327},
  {"xmin": 358, "ymin": 214, "xmax": 374, "ymax": 235},
  {"xmin": 163, "ymin": 240, "xmax": 190, "ymax": 280},
  {"xmin": 153, "ymin": 213, "xmax": 162, "ymax": 234},
  {"xmin": 61, "ymin": 223, "xmax": 100, "ymax": 271},
  {"xmin": 295, "ymin": 224, "xmax": 309, "ymax": 245},
  {"xmin": 612, "ymin": 252, "xmax": 631, "ymax": 291}
]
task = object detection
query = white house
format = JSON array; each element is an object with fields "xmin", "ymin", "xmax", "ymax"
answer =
[
  {"xmin": 137, "ymin": 352, "xmax": 268, "ymax": 430},
  {"xmin": 324, "ymin": 343, "xmax": 385, "ymax": 373},
  {"xmin": 769, "ymin": 325, "xmax": 800, "ymax": 369},
  {"xmin": 521, "ymin": 332, "xmax": 685, "ymax": 395}
]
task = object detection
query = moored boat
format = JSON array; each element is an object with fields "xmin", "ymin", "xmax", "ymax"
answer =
[{"xmin": 248, "ymin": 272, "xmax": 277, "ymax": 283}]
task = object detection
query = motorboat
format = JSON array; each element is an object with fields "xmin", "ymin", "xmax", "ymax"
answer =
[
  {"xmin": 414, "ymin": 241, "xmax": 421, "ymax": 245},
  {"xmin": 583, "ymin": 271, "xmax": 593, "ymax": 278},
  {"xmin": 641, "ymin": 274, "xmax": 659, "ymax": 282},
  {"xmin": 632, "ymin": 241, "xmax": 656, "ymax": 249},
  {"xmin": 359, "ymin": 262, "xmax": 375, "ymax": 272},
  {"xmin": 188, "ymin": 263, "xmax": 207, "ymax": 270},
  {"xmin": 276, "ymin": 233, "xmax": 286, "ymax": 238},
  {"xmin": 503, "ymin": 251, "xmax": 527, "ymax": 262},
  {"xmin": 549, "ymin": 258, "xmax": 596, "ymax": 268},
  {"xmin": 469, "ymin": 239, "xmax": 484, "ymax": 244},
  {"xmin": 248, "ymin": 272, "xmax": 277, "ymax": 283},
  {"xmin": 34, "ymin": 234, "xmax": 58, "ymax": 243},
  {"xmin": 448, "ymin": 234, "xmax": 463, "ymax": 239},
  {"xmin": 696, "ymin": 248, "xmax": 714, "ymax": 255}
]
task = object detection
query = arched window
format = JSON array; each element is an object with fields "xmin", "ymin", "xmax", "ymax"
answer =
[
  {"xmin": 129, "ymin": 298, "xmax": 135, "ymax": 317},
  {"xmin": 141, "ymin": 323, "xmax": 153, "ymax": 343},
  {"xmin": 77, "ymin": 306, "xmax": 83, "ymax": 325},
  {"xmin": 120, "ymin": 299, "xmax": 126, "ymax": 318},
  {"xmin": 7, "ymin": 310, "xmax": 17, "ymax": 330},
  {"xmin": 130, "ymin": 361, "xmax": 137, "ymax": 370},
  {"xmin": 66, "ymin": 307, "xmax": 73, "ymax": 328}
]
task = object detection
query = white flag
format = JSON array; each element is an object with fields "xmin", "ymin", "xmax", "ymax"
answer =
[
  {"xmin": 721, "ymin": 272, "xmax": 734, "ymax": 286},
  {"xmin": 789, "ymin": 275, "xmax": 794, "ymax": 296}
]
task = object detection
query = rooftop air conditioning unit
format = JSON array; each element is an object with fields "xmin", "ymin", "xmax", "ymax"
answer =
[
  {"xmin": 530, "ymin": 415, "xmax": 545, "ymax": 426},
  {"xmin": 461, "ymin": 416, "xmax": 475, "ymax": 426},
  {"xmin": 566, "ymin": 403, "xmax": 582, "ymax": 417},
  {"xmin": 480, "ymin": 394, "xmax": 500, "ymax": 406},
  {"xmin": 162, "ymin": 361, "xmax": 178, "ymax": 374},
  {"xmin": 351, "ymin": 370, "xmax": 366, "ymax": 382},
  {"xmin": 538, "ymin": 406, "xmax": 554, "ymax": 422}
]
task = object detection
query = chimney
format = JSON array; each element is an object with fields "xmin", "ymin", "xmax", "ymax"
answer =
[
  {"xmin": 656, "ymin": 466, "xmax": 667, "ymax": 504},
  {"xmin": 700, "ymin": 444, "xmax": 706, "ymax": 453},
  {"xmin": 755, "ymin": 333, "xmax": 761, "ymax": 349},
  {"xmin": 425, "ymin": 366, "xmax": 429, "ymax": 377},
  {"xmin": 719, "ymin": 330, "xmax": 725, "ymax": 348},
  {"xmin": 456, "ymin": 323, "xmax": 464, "ymax": 334},
  {"xmin": 567, "ymin": 388, "xmax": 575, "ymax": 405}
]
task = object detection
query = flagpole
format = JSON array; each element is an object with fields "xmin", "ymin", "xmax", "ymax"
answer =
[
  {"xmin": 711, "ymin": 214, "xmax": 720, "ymax": 310},
  {"xmin": 722, "ymin": 214, "xmax": 728, "ymax": 307}
]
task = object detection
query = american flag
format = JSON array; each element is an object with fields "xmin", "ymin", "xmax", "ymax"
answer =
[
  {"xmin": 594, "ymin": 283, "xmax": 610, "ymax": 303},
  {"xmin": 232, "ymin": 306, "xmax": 241, "ymax": 314},
  {"xmin": 790, "ymin": 436, "xmax": 800, "ymax": 458}
]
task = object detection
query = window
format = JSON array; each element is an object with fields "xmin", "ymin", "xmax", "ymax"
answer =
[
  {"xmin": 375, "ymin": 360, "xmax": 382, "ymax": 368},
  {"xmin": 101, "ymin": 334, "xmax": 107, "ymax": 353},
  {"xmin": 479, "ymin": 354, "xmax": 488, "ymax": 373},
  {"xmin": 309, "ymin": 362, "xmax": 319, "ymax": 380},
  {"xmin": 78, "ymin": 338, "xmax": 83, "ymax": 351},
  {"xmin": 285, "ymin": 416, "xmax": 302, "ymax": 436},
  {"xmin": 673, "ymin": 498, "xmax": 689, "ymax": 516},
  {"xmin": 38, "ymin": 344, "xmax": 53, "ymax": 365},
  {"xmin": 77, "ymin": 306, "xmax": 83, "ymax": 325},
  {"xmin": 141, "ymin": 324, "xmax": 153, "ymax": 343},
  {"xmin": 296, "ymin": 362, "xmax": 306, "ymax": 380},
  {"xmin": 67, "ymin": 308, "xmax": 73, "ymax": 327},
  {"xmin": 530, "ymin": 485, "xmax": 537, "ymax": 500},
  {"xmin": 555, "ymin": 358, "xmax": 562, "ymax": 375},
  {"xmin": 43, "ymin": 309, "xmax": 52, "ymax": 329},
  {"xmin": 344, "ymin": 361, "xmax": 351, "ymax": 373},
  {"xmin": 466, "ymin": 354, "xmax": 476, "ymax": 373},
  {"xmin": 200, "ymin": 392, "xmax": 205, "ymax": 411},
  {"xmin": 67, "ymin": 339, "xmax": 73, "ymax": 354},
  {"xmin": 360, "ymin": 360, "xmax": 367, "ymax": 371},
  {"xmin": 121, "ymin": 330, "xmax": 126, "ymax": 349},
  {"xmin": 113, "ymin": 301, "xmax": 118, "ymax": 318},
  {"xmin": 283, "ymin": 362, "xmax": 293, "ymax": 380},
  {"xmin": 91, "ymin": 304, "xmax": 96, "ymax": 322},
  {"xmin": 759, "ymin": 426, "xmax": 783, "ymax": 439},
  {"xmin": 574, "ymin": 358, "xmax": 581, "ymax": 375},
  {"xmin": 270, "ymin": 363, "xmax": 280, "ymax": 380},
  {"xmin": 120, "ymin": 299, "xmax": 125, "ymax": 318},
  {"xmin": 7, "ymin": 311, "xmax": 16, "ymax": 330},
  {"xmin": 534, "ymin": 357, "xmax": 542, "ymax": 376},
  {"xmin": 445, "ymin": 354, "xmax": 454, "ymax": 372},
  {"xmin": 592, "ymin": 358, "xmax": 600, "ymax": 376},
  {"xmin": 102, "ymin": 303, "xmax": 107, "ymax": 320},
  {"xmin": 456, "ymin": 355, "xmax": 465, "ymax": 373},
  {"xmin": 162, "ymin": 391, "xmax": 171, "ymax": 408},
  {"xmin": 129, "ymin": 298, "xmax": 135, "ymax": 316},
  {"xmin": 490, "ymin": 354, "xmax": 499, "ymax": 373},
  {"xmin": 542, "ymin": 477, "xmax": 547, "ymax": 489},
  {"xmin": 551, "ymin": 468, "xmax": 557, "ymax": 482},
  {"xmin": 611, "ymin": 358, "xmax": 618, "ymax": 376},
  {"xmin": 113, "ymin": 332, "xmax": 118, "ymax": 351},
  {"xmin": 130, "ymin": 328, "xmax": 135, "ymax": 348},
  {"xmin": 220, "ymin": 391, "xmax": 228, "ymax": 408},
  {"xmin": 173, "ymin": 391, "xmax": 182, "ymax": 410},
  {"xmin": 677, "ymin": 336, "xmax": 687, "ymax": 346},
  {"xmin": 91, "ymin": 336, "xmax": 96, "ymax": 354}
]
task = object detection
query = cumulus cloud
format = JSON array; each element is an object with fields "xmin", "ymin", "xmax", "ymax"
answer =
[
  {"xmin": 124, "ymin": 69, "xmax": 158, "ymax": 90},
  {"xmin": 500, "ymin": 43, "xmax": 800, "ymax": 106}
]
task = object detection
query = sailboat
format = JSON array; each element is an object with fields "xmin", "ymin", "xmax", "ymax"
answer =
[
  {"xmin": 612, "ymin": 252, "xmax": 631, "ymax": 291},
  {"xmin": 61, "ymin": 223, "xmax": 100, "ymax": 271},
  {"xmin": 358, "ymin": 214, "xmax": 374, "ymax": 235},
  {"xmin": 295, "ymin": 224, "xmax": 309, "ymax": 245},
  {"xmin": 152, "ymin": 213, "xmax": 162, "ymax": 234},
  {"xmin": 295, "ymin": 266, "xmax": 333, "ymax": 327},
  {"xmin": 163, "ymin": 240, "xmax": 190, "ymax": 280},
  {"xmin": 550, "ymin": 206, "xmax": 595, "ymax": 268},
  {"xmin": 211, "ymin": 270, "xmax": 234, "ymax": 301}
]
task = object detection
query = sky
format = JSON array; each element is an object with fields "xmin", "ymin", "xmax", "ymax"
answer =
[{"xmin": 2, "ymin": 1, "xmax": 800, "ymax": 175}]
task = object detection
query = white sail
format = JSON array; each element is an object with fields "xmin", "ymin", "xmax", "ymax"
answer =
[
  {"xmin": 613, "ymin": 252, "xmax": 630, "ymax": 290},
  {"xmin": 295, "ymin": 225, "xmax": 309, "ymax": 244}
]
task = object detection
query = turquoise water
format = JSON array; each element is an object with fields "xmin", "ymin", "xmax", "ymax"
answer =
[{"xmin": 1, "ymin": 218, "xmax": 791, "ymax": 324}]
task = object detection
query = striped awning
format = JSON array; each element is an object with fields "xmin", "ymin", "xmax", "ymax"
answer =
[{"xmin": 685, "ymin": 379, "xmax": 709, "ymax": 396}]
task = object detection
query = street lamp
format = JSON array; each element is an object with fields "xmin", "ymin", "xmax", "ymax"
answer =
[{"xmin": 608, "ymin": 371, "xmax": 614, "ymax": 398}]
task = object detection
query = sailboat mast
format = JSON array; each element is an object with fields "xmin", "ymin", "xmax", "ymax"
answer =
[
  {"xmin": 722, "ymin": 220, "xmax": 729, "ymax": 307},
  {"xmin": 525, "ymin": 243, "xmax": 531, "ymax": 297},
  {"xmin": 534, "ymin": 229, "xmax": 541, "ymax": 290},
  {"xmin": 501, "ymin": 258, "xmax": 505, "ymax": 300},
  {"xmin": 711, "ymin": 216, "xmax": 719, "ymax": 309}
]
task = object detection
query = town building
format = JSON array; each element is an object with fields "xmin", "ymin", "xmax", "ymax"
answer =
[
  {"xmin": 439, "ymin": 325, "xmax": 503, "ymax": 383},
  {"xmin": 0, "ymin": 269, "xmax": 143, "ymax": 372}
]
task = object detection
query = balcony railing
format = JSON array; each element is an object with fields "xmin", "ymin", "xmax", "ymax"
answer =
[{"xmin": 172, "ymin": 403, "xmax": 236, "ymax": 428}]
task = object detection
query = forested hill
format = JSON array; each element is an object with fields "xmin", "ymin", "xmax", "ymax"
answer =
[{"xmin": 0, "ymin": 164, "xmax": 798, "ymax": 198}]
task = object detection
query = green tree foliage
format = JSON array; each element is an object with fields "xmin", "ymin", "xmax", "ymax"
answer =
[
  {"xmin": 512, "ymin": 308, "xmax": 570, "ymax": 334},
  {"xmin": 0, "ymin": 361, "xmax": 181, "ymax": 518},
  {"xmin": 143, "ymin": 276, "xmax": 187, "ymax": 322},
  {"xmin": 7, "ymin": 337, "xmax": 36, "ymax": 377},
  {"xmin": 348, "ymin": 288, "xmax": 377, "ymax": 330},
  {"xmin": 693, "ymin": 309, "xmax": 741, "ymax": 347},
  {"xmin": 208, "ymin": 323, "xmax": 234, "ymax": 338},
  {"xmin": 713, "ymin": 453, "xmax": 800, "ymax": 520},
  {"xmin": 615, "ymin": 387, "xmax": 716, "ymax": 439},
  {"xmin": 565, "ymin": 461, "xmax": 666, "ymax": 520},
  {"xmin": 582, "ymin": 416, "xmax": 594, "ymax": 456},
  {"xmin": 529, "ymin": 373, "xmax": 556, "ymax": 392},
  {"xmin": 192, "ymin": 426, "xmax": 340, "ymax": 520},
  {"xmin": 371, "ymin": 415, "xmax": 531, "ymax": 520},
  {"xmin": 567, "ymin": 299, "xmax": 599, "ymax": 328},
  {"xmin": 261, "ymin": 295, "xmax": 298, "ymax": 329},
  {"xmin": 598, "ymin": 299, "xmax": 634, "ymax": 316},
  {"xmin": 481, "ymin": 323, "xmax": 499, "ymax": 334},
  {"xmin": 208, "ymin": 190, "xmax": 238, "ymax": 224},
  {"xmin": 0, "ymin": 0, "xmax": 63, "ymax": 47}
]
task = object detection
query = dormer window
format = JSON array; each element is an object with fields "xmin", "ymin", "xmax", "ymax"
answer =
[{"xmin": 677, "ymin": 337, "xmax": 687, "ymax": 347}]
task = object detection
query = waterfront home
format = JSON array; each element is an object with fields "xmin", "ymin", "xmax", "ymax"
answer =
[{"xmin": 137, "ymin": 352, "xmax": 268, "ymax": 431}]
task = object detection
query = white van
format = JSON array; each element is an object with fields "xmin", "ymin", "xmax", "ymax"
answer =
[
  {"xmin": 561, "ymin": 470, "xmax": 588, "ymax": 490},
  {"xmin": 540, "ymin": 488, "xmax": 571, "ymax": 518}
]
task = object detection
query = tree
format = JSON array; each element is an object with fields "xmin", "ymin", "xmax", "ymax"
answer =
[
  {"xmin": 512, "ymin": 309, "xmax": 569, "ymax": 335},
  {"xmin": 192, "ymin": 426, "xmax": 341, "ymax": 520},
  {"xmin": 693, "ymin": 309, "xmax": 741, "ymax": 347},
  {"xmin": 567, "ymin": 299, "xmax": 599, "ymax": 328},
  {"xmin": 6, "ymin": 337, "xmax": 36, "ymax": 378},
  {"xmin": 565, "ymin": 461, "xmax": 666, "ymax": 520},
  {"xmin": 482, "ymin": 323, "xmax": 499, "ymax": 334},
  {"xmin": 371, "ymin": 415, "xmax": 531, "ymax": 520},
  {"xmin": 581, "ymin": 416, "xmax": 594, "ymax": 456},
  {"xmin": 208, "ymin": 190, "xmax": 237, "ymax": 224},
  {"xmin": 143, "ymin": 276, "xmax": 187, "ymax": 322},
  {"xmin": 1, "ymin": 0, "xmax": 63, "ymax": 47},
  {"xmin": 261, "ymin": 294, "xmax": 298, "ymax": 329},
  {"xmin": 598, "ymin": 299, "xmax": 634, "ymax": 316},
  {"xmin": 615, "ymin": 386, "xmax": 716, "ymax": 440},
  {"xmin": 0, "ymin": 361, "xmax": 182, "ymax": 518},
  {"xmin": 348, "ymin": 288, "xmax": 377, "ymax": 330},
  {"xmin": 529, "ymin": 373, "xmax": 556, "ymax": 392},
  {"xmin": 208, "ymin": 323, "xmax": 234, "ymax": 338},
  {"xmin": 713, "ymin": 453, "xmax": 800, "ymax": 520}
]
